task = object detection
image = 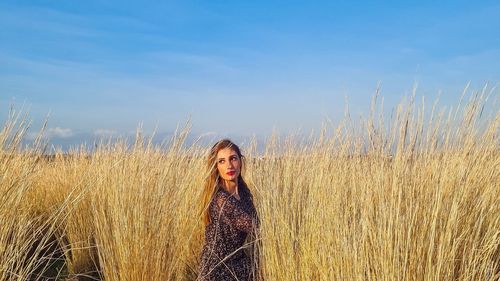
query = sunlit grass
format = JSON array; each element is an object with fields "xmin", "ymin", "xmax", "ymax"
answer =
[{"xmin": 1, "ymin": 89, "xmax": 498, "ymax": 280}]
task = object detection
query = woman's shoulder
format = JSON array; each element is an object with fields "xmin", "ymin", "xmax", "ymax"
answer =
[
  {"xmin": 211, "ymin": 186, "xmax": 231, "ymax": 203},
  {"xmin": 212, "ymin": 185, "xmax": 252, "ymax": 203},
  {"xmin": 215, "ymin": 186, "xmax": 228, "ymax": 197}
]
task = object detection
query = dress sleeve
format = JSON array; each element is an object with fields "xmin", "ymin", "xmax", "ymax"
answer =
[{"xmin": 214, "ymin": 190, "xmax": 257, "ymax": 233}]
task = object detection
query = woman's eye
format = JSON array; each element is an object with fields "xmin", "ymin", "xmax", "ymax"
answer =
[{"xmin": 218, "ymin": 160, "xmax": 224, "ymax": 164}]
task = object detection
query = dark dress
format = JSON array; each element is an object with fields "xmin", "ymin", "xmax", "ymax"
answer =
[{"xmin": 198, "ymin": 185, "xmax": 260, "ymax": 281}]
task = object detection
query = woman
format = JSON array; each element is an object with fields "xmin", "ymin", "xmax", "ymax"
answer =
[{"xmin": 198, "ymin": 139, "xmax": 260, "ymax": 281}]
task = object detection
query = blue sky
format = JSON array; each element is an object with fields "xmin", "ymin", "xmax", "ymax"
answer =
[{"xmin": 1, "ymin": 1, "xmax": 499, "ymax": 148}]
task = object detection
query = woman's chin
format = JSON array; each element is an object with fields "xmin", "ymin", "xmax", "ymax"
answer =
[{"xmin": 223, "ymin": 176, "xmax": 238, "ymax": 181}]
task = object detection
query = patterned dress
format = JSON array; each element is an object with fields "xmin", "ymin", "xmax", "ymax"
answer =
[{"xmin": 198, "ymin": 185, "xmax": 260, "ymax": 281}]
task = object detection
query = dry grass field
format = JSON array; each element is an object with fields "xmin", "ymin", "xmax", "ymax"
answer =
[{"xmin": 1, "ymin": 91, "xmax": 499, "ymax": 280}]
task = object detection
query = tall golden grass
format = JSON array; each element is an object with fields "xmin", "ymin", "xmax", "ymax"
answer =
[{"xmin": 1, "ymin": 89, "xmax": 499, "ymax": 280}]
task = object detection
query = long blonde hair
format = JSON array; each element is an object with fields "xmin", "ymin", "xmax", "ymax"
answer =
[{"xmin": 200, "ymin": 139, "xmax": 251, "ymax": 226}]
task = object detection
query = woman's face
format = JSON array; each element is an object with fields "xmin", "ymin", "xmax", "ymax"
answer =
[{"xmin": 216, "ymin": 147, "xmax": 241, "ymax": 183}]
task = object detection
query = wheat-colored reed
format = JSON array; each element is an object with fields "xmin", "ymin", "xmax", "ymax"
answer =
[{"xmin": 1, "ymin": 89, "xmax": 498, "ymax": 280}]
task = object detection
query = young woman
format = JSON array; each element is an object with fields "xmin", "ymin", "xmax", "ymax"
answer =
[{"xmin": 198, "ymin": 139, "xmax": 260, "ymax": 281}]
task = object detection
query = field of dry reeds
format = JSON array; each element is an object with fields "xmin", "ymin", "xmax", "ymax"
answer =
[{"xmin": 1, "ymin": 89, "xmax": 499, "ymax": 280}]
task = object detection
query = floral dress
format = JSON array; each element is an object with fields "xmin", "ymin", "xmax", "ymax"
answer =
[{"xmin": 198, "ymin": 186, "xmax": 260, "ymax": 281}]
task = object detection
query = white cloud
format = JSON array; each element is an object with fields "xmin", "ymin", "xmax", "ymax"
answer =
[
  {"xmin": 46, "ymin": 127, "xmax": 74, "ymax": 138},
  {"xmin": 93, "ymin": 129, "xmax": 117, "ymax": 137}
]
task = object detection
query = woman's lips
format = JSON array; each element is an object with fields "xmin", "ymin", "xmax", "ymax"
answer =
[{"xmin": 226, "ymin": 171, "xmax": 235, "ymax": 176}]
